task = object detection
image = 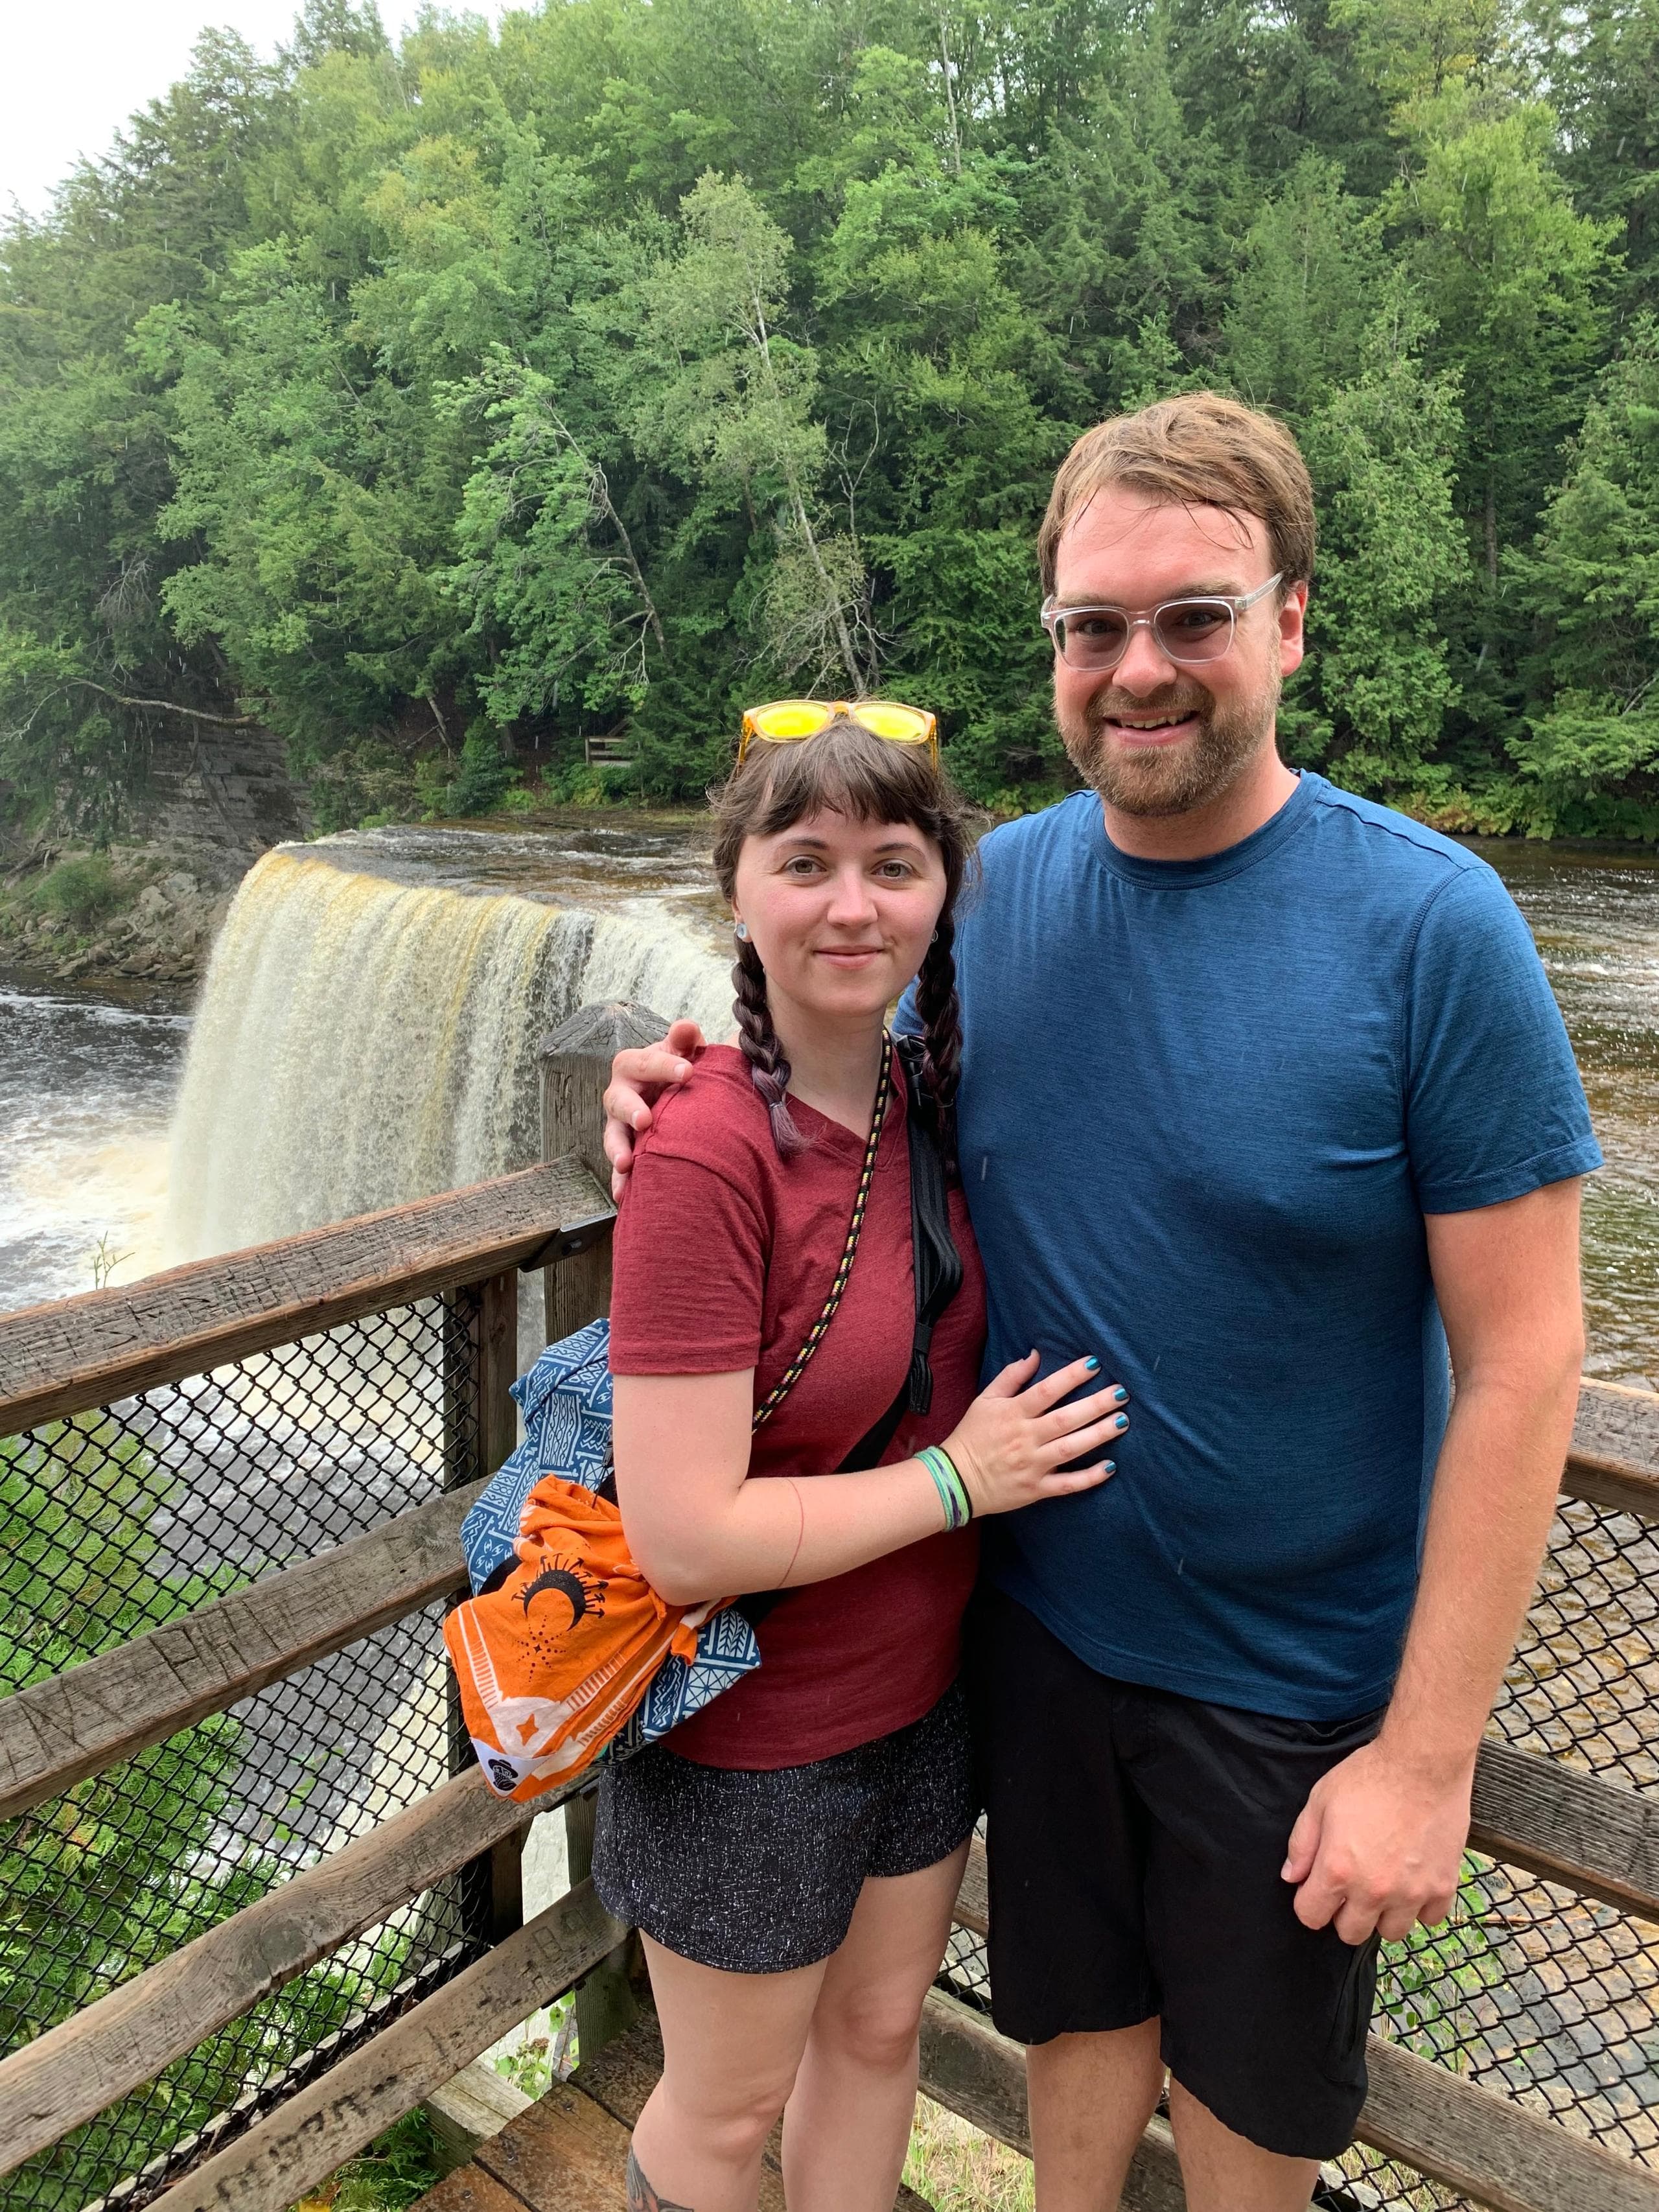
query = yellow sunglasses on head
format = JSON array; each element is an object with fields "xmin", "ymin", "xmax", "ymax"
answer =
[{"xmin": 737, "ymin": 697, "xmax": 940, "ymax": 769}]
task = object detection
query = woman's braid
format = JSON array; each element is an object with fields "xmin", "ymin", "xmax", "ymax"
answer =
[
  {"xmin": 913, "ymin": 908, "xmax": 963, "ymax": 1172},
  {"xmin": 732, "ymin": 936, "xmax": 806, "ymax": 1155}
]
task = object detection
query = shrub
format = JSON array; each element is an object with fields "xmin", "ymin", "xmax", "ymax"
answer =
[
  {"xmin": 302, "ymin": 2111, "xmax": 443, "ymax": 2212},
  {"xmin": 27, "ymin": 854, "xmax": 121, "ymax": 927}
]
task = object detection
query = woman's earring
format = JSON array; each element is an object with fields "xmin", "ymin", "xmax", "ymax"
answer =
[{"xmin": 734, "ymin": 920, "xmax": 749, "ymax": 941}]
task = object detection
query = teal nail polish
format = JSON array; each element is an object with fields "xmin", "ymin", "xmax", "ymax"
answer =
[
  {"xmin": 1113, "ymin": 1386, "xmax": 1128, "ymax": 1404},
  {"xmin": 1085, "ymin": 1356, "xmax": 1100, "ymax": 1372},
  {"xmin": 1104, "ymin": 1460, "xmax": 1116, "ymax": 1473},
  {"xmin": 1115, "ymin": 1412, "xmax": 1129, "ymax": 1431}
]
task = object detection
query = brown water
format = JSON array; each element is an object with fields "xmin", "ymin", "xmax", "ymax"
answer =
[
  {"xmin": 314, "ymin": 813, "xmax": 728, "ymax": 948},
  {"xmin": 1476, "ymin": 841, "xmax": 1659, "ymax": 1388}
]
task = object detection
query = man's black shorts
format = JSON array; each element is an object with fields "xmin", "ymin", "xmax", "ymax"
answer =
[{"xmin": 968, "ymin": 1589, "xmax": 1384, "ymax": 2161}]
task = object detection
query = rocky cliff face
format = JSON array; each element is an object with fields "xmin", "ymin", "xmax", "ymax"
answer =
[
  {"xmin": 133, "ymin": 725, "xmax": 312, "ymax": 883},
  {"xmin": 1, "ymin": 726, "xmax": 311, "ymax": 991}
]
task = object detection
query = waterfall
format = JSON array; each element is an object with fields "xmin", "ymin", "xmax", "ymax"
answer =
[{"xmin": 165, "ymin": 848, "xmax": 733, "ymax": 1261}]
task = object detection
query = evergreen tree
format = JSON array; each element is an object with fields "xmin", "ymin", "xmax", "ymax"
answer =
[
  {"xmin": 1286, "ymin": 288, "xmax": 1470, "ymax": 795},
  {"xmin": 1509, "ymin": 316, "xmax": 1659, "ymax": 828}
]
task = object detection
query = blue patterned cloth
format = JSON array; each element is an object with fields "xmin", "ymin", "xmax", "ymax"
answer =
[
  {"xmin": 459, "ymin": 1317, "xmax": 615, "ymax": 1589},
  {"xmin": 458, "ymin": 1317, "xmax": 761, "ymax": 1751}
]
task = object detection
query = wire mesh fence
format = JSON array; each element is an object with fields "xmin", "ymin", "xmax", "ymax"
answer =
[
  {"xmin": 938, "ymin": 1490, "xmax": 1659, "ymax": 2209},
  {"xmin": 6, "ymin": 1293, "xmax": 1657, "ymax": 2212},
  {"xmin": 1333, "ymin": 1489, "xmax": 1659, "ymax": 2209},
  {"xmin": 0, "ymin": 1289, "xmax": 487, "ymax": 2212}
]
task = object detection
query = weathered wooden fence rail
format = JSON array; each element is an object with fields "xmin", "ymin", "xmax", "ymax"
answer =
[{"xmin": 0, "ymin": 1001, "xmax": 1656, "ymax": 2212}]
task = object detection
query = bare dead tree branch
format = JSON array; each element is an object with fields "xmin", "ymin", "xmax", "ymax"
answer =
[{"xmin": 62, "ymin": 679, "xmax": 264, "ymax": 729}]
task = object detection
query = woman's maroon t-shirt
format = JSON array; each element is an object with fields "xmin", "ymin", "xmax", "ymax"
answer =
[{"xmin": 607, "ymin": 1045, "xmax": 988, "ymax": 1770}]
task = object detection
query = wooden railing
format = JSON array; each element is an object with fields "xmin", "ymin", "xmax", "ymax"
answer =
[{"xmin": 1, "ymin": 1002, "xmax": 1657, "ymax": 2212}]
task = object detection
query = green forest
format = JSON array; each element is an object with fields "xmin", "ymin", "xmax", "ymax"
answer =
[{"xmin": 3, "ymin": 0, "xmax": 1657, "ymax": 835}]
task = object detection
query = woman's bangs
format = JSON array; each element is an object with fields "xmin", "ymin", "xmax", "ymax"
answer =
[{"xmin": 749, "ymin": 719, "xmax": 939, "ymax": 841}]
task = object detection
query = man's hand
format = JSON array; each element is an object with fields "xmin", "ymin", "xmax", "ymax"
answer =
[
  {"xmin": 601, "ymin": 1019, "xmax": 706, "ymax": 1200},
  {"xmin": 1282, "ymin": 1738, "xmax": 1472, "ymax": 1943}
]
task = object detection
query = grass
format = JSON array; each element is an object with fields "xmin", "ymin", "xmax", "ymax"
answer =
[{"xmin": 905, "ymin": 2097, "xmax": 1034, "ymax": 2211}]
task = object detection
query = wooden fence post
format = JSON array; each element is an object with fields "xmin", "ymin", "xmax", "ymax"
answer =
[
  {"xmin": 540, "ymin": 999, "xmax": 667, "ymax": 1346},
  {"xmin": 542, "ymin": 999, "xmax": 670, "ymax": 2065},
  {"xmin": 447, "ymin": 1268, "xmax": 525, "ymax": 1950}
]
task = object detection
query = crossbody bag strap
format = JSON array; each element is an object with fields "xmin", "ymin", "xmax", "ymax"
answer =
[
  {"xmin": 749, "ymin": 1028, "xmax": 895, "ymax": 1435},
  {"xmin": 738, "ymin": 1036, "xmax": 965, "ymax": 1625},
  {"xmin": 833, "ymin": 1035, "xmax": 963, "ymax": 1473}
]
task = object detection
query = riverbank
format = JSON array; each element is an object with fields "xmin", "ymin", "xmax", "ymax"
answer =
[
  {"xmin": 0, "ymin": 804, "xmax": 717, "ymax": 992},
  {"xmin": 0, "ymin": 844, "xmax": 233, "ymax": 991}
]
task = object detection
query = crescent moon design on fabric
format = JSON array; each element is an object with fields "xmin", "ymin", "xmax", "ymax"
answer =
[{"xmin": 517, "ymin": 1565, "xmax": 590, "ymax": 1629}]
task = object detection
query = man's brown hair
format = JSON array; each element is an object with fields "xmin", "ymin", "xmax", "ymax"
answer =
[{"xmin": 1037, "ymin": 391, "xmax": 1317, "ymax": 599}]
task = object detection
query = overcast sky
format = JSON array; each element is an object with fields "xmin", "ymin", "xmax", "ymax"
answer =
[{"xmin": 1, "ymin": 0, "xmax": 504, "ymax": 220}]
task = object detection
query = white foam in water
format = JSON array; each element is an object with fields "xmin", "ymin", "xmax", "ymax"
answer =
[
  {"xmin": 165, "ymin": 848, "xmax": 732, "ymax": 1262},
  {"xmin": 0, "ymin": 986, "xmax": 187, "ymax": 1310}
]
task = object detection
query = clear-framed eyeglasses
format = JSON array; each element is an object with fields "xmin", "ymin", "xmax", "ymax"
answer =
[{"xmin": 1041, "ymin": 574, "xmax": 1284, "ymax": 671}]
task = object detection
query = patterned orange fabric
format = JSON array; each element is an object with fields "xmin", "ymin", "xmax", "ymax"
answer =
[{"xmin": 443, "ymin": 1476, "xmax": 713, "ymax": 1804}]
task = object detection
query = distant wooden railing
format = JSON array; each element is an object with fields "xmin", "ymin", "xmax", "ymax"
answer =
[
  {"xmin": 583, "ymin": 730, "xmax": 634, "ymax": 770},
  {"xmin": 1, "ymin": 1003, "xmax": 1657, "ymax": 2211}
]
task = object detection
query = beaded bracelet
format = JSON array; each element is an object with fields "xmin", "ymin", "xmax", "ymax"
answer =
[{"xmin": 918, "ymin": 1444, "xmax": 973, "ymax": 1530}]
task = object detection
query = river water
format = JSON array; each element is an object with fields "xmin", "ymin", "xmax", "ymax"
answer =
[
  {"xmin": 0, "ymin": 977, "xmax": 188, "ymax": 1310},
  {"xmin": 3, "ymin": 822, "xmax": 1658, "ymax": 1382},
  {"xmin": 1495, "ymin": 843, "xmax": 1659, "ymax": 1386}
]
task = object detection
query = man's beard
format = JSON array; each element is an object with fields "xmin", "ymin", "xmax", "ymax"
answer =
[{"xmin": 1057, "ymin": 669, "xmax": 1281, "ymax": 819}]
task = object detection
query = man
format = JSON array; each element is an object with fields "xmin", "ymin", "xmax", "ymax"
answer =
[{"xmin": 602, "ymin": 393, "xmax": 1598, "ymax": 2211}]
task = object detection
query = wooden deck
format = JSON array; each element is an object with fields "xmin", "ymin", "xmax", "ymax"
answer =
[{"xmin": 417, "ymin": 2007, "xmax": 934, "ymax": 2212}]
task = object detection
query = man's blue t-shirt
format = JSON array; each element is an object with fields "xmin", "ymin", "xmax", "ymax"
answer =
[{"xmin": 911, "ymin": 773, "xmax": 1601, "ymax": 1721}]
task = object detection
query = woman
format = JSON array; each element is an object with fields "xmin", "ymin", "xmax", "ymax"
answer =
[{"xmin": 595, "ymin": 706, "xmax": 1125, "ymax": 2212}]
